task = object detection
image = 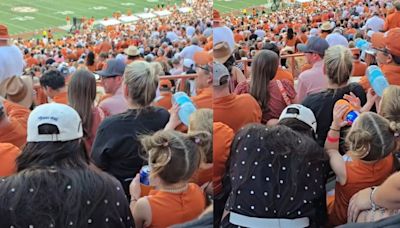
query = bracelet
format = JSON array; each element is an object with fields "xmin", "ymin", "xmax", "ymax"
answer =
[
  {"xmin": 326, "ymin": 135, "xmax": 339, "ymax": 143},
  {"xmin": 370, "ymin": 186, "xmax": 380, "ymax": 211},
  {"xmin": 330, "ymin": 127, "xmax": 340, "ymax": 132}
]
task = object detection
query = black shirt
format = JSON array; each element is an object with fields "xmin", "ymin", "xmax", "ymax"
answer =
[
  {"xmin": 91, "ymin": 107, "xmax": 170, "ymax": 195},
  {"xmin": 302, "ymin": 83, "xmax": 366, "ymax": 153}
]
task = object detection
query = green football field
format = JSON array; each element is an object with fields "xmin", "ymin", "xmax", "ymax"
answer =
[
  {"xmin": 1, "ymin": 0, "xmax": 182, "ymax": 35},
  {"xmin": 213, "ymin": 0, "xmax": 271, "ymax": 13}
]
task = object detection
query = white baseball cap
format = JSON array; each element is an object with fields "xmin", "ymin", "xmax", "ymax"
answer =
[
  {"xmin": 279, "ymin": 104, "xmax": 317, "ymax": 133},
  {"xmin": 27, "ymin": 103, "xmax": 83, "ymax": 142}
]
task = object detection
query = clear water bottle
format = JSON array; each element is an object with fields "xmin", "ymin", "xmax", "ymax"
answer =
[
  {"xmin": 172, "ymin": 92, "xmax": 196, "ymax": 126},
  {"xmin": 366, "ymin": 65, "xmax": 389, "ymax": 97}
]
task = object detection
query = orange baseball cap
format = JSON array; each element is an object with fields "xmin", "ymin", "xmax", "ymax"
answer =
[
  {"xmin": 213, "ymin": 9, "xmax": 222, "ymax": 22},
  {"xmin": 371, "ymin": 28, "xmax": 400, "ymax": 56},
  {"xmin": 0, "ymin": 25, "xmax": 9, "ymax": 40},
  {"xmin": 193, "ymin": 51, "xmax": 212, "ymax": 66},
  {"xmin": 159, "ymin": 79, "xmax": 172, "ymax": 89}
]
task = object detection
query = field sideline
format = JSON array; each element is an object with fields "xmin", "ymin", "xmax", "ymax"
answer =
[
  {"xmin": 1, "ymin": 0, "xmax": 182, "ymax": 35},
  {"xmin": 213, "ymin": 0, "xmax": 271, "ymax": 13}
]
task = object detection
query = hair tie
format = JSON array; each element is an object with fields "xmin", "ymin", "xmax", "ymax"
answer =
[
  {"xmin": 195, "ymin": 138, "xmax": 201, "ymax": 144},
  {"xmin": 395, "ymin": 132, "xmax": 400, "ymax": 138},
  {"xmin": 162, "ymin": 142, "xmax": 169, "ymax": 147}
]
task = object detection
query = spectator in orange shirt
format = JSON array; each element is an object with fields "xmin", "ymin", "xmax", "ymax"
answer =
[
  {"xmin": 351, "ymin": 49, "xmax": 367, "ymax": 76},
  {"xmin": 97, "ymin": 37, "xmax": 112, "ymax": 54},
  {"xmin": 0, "ymin": 75, "xmax": 35, "ymax": 109},
  {"xmin": 383, "ymin": 1, "xmax": 400, "ymax": 31},
  {"xmin": 39, "ymin": 70, "xmax": 68, "ymax": 104},
  {"xmin": 95, "ymin": 52, "xmax": 108, "ymax": 71},
  {"xmin": 188, "ymin": 109, "xmax": 213, "ymax": 190},
  {"xmin": 85, "ymin": 51, "xmax": 96, "ymax": 72},
  {"xmin": 213, "ymin": 62, "xmax": 262, "ymax": 132},
  {"xmin": 320, "ymin": 21, "xmax": 333, "ymax": 39},
  {"xmin": 154, "ymin": 79, "xmax": 173, "ymax": 110},
  {"xmin": 0, "ymin": 143, "xmax": 20, "ymax": 176},
  {"xmin": 359, "ymin": 28, "xmax": 400, "ymax": 90},
  {"xmin": 0, "ymin": 97, "xmax": 30, "ymax": 149},
  {"xmin": 129, "ymin": 130, "xmax": 207, "ymax": 228},
  {"xmin": 191, "ymin": 51, "xmax": 213, "ymax": 109},
  {"xmin": 213, "ymin": 122, "xmax": 234, "ymax": 227}
]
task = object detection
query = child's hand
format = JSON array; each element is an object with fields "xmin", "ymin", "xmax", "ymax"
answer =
[
  {"xmin": 366, "ymin": 88, "xmax": 378, "ymax": 106},
  {"xmin": 129, "ymin": 174, "xmax": 141, "ymax": 201},
  {"xmin": 165, "ymin": 104, "xmax": 181, "ymax": 130},
  {"xmin": 332, "ymin": 103, "xmax": 349, "ymax": 129},
  {"xmin": 343, "ymin": 92, "xmax": 361, "ymax": 111}
]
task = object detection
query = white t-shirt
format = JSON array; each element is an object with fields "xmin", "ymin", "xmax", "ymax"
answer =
[
  {"xmin": 213, "ymin": 26, "xmax": 235, "ymax": 51},
  {"xmin": 254, "ymin": 29, "xmax": 266, "ymax": 40},
  {"xmin": 364, "ymin": 16, "xmax": 385, "ymax": 32},
  {"xmin": 0, "ymin": 45, "xmax": 25, "ymax": 83},
  {"xmin": 179, "ymin": 45, "xmax": 203, "ymax": 60}
]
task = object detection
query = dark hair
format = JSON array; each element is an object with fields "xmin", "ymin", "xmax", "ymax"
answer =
[
  {"xmin": 40, "ymin": 70, "xmax": 65, "ymax": 90},
  {"xmin": 226, "ymin": 124, "xmax": 327, "ymax": 216},
  {"xmin": 86, "ymin": 51, "xmax": 95, "ymax": 66},
  {"xmin": 250, "ymin": 50, "xmax": 279, "ymax": 114},
  {"xmin": 287, "ymin": 27, "xmax": 294, "ymax": 40},
  {"xmin": 279, "ymin": 118, "xmax": 317, "ymax": 140},
  {"xmin": 262, "ymin": 42, "xmax": 280, "ymax": 56},
  {"xmin": 68, "ymin": 70, "xmax": 96, "ymax": 140},
  {"xmin": 0, "ymin": 130, "xmax": 125, "ymax": 227}
]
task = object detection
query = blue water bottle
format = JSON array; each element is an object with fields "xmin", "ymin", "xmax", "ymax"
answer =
[
  {"xmin": 366, "ymin": 65, "xmax": 389, "ymax": 97},
  {"xmin": 172, "ymin": 92, "xmax": 196, "ymax": 126}
]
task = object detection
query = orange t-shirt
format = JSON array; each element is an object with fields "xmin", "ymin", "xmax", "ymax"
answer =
[
  {"xmin": 213, "ymin": 93, "xmax": 262, "ymax": 133},
  {"xmin": 359, "ymin": 64, "xmax": 400, "ymax": 91},
  {"xmin": 147, "ymin": 183, "xmax": 205, "ymax": 228},
  {"xmin": 352, "ymin": 60, "xmax": 367, "ymax": 77},
  {"xmin": 213, "ymin": 122, "xmax": 234, "ymax": 195},
  {"xmin": 154, "ymin": 92, "xmax": 173, "ymax": 110},
  {"xmin": 0, "ymin": 143, "xmax": 20, "ymax": 176},
  {"xmin": 52, "ymin": 91, "xmax": 68, "ymax": 104},
  {"xmin": 0, "ymin": 100, "xmax": 30, "ymax": 149},
  {"xmin": 327, "ymin": 154, "xmax": 394, "ymax": 226},
  {"xmin": 275, "ymin": 67, "xmax": 294, "ymax": 86},
  {"xmin": 383, "ymin": 11, "xmax": 400, "ymax": 31},
  {"xmin": 234, "ymin": 33, "xmax": 244, "ymax": 43},
  {"xmin": 192, "ymin": 87, "xmax": 212, "ymax": 109}
]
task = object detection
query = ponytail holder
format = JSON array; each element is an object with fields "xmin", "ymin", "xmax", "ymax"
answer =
[
  {"xmin": 195, "ymin": 138, "xmax": 201, "ymax": 144},
  {"xmin": 163, "ymin": 142, "xmax": 169, "ymax": 147},
  {"xmin": 395, "ymin": 132, "xmax": 400, "ymax": 138}
]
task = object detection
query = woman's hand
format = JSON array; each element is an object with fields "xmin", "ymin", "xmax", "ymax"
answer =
[
  {"xmin": 164, "ymin": 104, "xmax": 181, "ymax": 130},
  {"xmin": 348, "ymin": 187, "xmax": 373, "ymax": 223},
  {"xmin": 332, "ymin": 103, "xmax": 349, "ymax": 129},
  {"xmin": 129, "ymin": 174, "xmax": 141, "ymax": 201}
]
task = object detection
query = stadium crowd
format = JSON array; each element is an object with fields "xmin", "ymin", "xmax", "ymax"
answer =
[{"xmin": 2, "ymin": 0, "xmax": 400, "ymax": 227}]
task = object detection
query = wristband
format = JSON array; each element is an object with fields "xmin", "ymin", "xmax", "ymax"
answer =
[{"xmin": 326, "ymin": 135, "xmax": 339, "ymax": 143}]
